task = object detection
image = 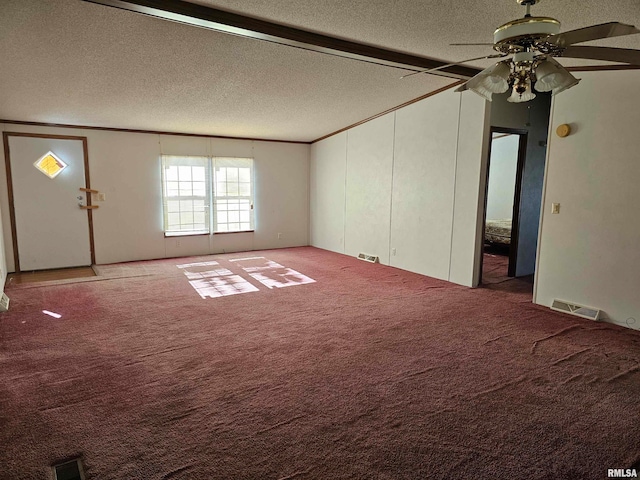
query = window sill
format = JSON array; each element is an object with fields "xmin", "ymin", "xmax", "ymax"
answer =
[
  {"xmin": 164, "ymin": 231, "xmax": 209, "ymax": 238},
  {"xmin": 213, "ymin": 230, "xmax": 255, "ymax": 235},
  {"xmin": 164, "ymin": 230, "xmax": 255, "ymax": 238}
]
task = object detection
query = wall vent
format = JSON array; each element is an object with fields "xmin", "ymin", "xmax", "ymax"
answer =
[
  {"xmin": 357, "ymin": 253, "xmax": 379, "ymax": 263},
  {"xmin": 52, "ymin": 458, "xmax": 85, "ymax": 480},
  {"xmin": 0, "ymin": 293, "xmax": 9, "ymax": 312},
  {"xmin": 551, "ymin": 299, "xmax": 601, "ymax": 321}
]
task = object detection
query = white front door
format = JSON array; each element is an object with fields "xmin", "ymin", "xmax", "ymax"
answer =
[{"xmin": 7, "ymin": 134, "xmax": 93, "ymax": 271}]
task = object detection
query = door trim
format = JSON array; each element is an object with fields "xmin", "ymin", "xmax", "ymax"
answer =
[
  {"xmin": 479, "ymin": 127, "xmax": 528, "ymax": 282},
  {"xmin": 2, "ymin": 132, "xmax": 96, "ymax": 272}
]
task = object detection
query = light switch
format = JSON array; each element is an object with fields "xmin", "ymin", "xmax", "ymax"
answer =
[
  {"xmin": 98, "ymin": 193, "xmax": 106, "ymax": 201},
  {"xmin": 551, "ymin": 203, "xmax": 560, "ymax": 214}
]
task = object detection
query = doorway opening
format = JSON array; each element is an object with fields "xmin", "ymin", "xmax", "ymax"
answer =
[
  {"xmin": 481, "ymin": 129, "xmax": 527, "ymax": 285},
  {"xmin": 478, "ymin": 91, "xmax": 552, "ymax": 291}
]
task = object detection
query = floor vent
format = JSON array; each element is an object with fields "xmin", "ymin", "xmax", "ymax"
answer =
[
  {"xmin": 52, "ymin": 458, "xmax": 85, "ymax": 480},
  {"xmin": 0, "ymin": 293, "xmax": 9, "ymax": 312},
  {"xmin": 551, "ymin": 299, "xmax": 601, "ymax": 321},
  {"xmin": 357, "ymin": 253, "xmax": 379, "ymax": 263}
]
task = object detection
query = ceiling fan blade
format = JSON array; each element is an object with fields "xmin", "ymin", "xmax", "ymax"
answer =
[
  {"xmin": 450, "ymin": 43, "xmax": 495, "ymax": 46},
  {"xmin": 558, "ymin": 46, "xmax": 640, "ymax": 64},
  {"xmin": 546, "ymin": 22, "xmax": 640, "ymax": 47},
  {"xmin": 401, "ymin": 54, "xmax": 506, "ymax": 79}
]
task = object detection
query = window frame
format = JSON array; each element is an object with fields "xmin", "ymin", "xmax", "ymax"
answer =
[
  {"xmin": 161, "ymin": 155, "xmax": 255, "ymax": 237},
  {"xmin": 212, "ymin": 157, "xmax": 255, "ymax": 234}
]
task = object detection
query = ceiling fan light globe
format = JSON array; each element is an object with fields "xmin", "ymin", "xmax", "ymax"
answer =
[
  {"xmin": 478, "ymin": 62, "xmax": 511, "ymax": 93},
  {"xmin": 534, "ymin": 59, "xmax": 569, "ymax": 92},
  {"xmin": 507, "ymin": 80, "xmax": 536, "ymax": 103},
  {"xmin": 534, "ymin": 76, "xmax": 557, "ymax": 92},
  {"xmin": 551, "ymin": 76, "xmax": 581, "ymax": 95},
  {"xmin": 466, "ymin": 75, "xmax": 494, "ymax": 100},
  {"xmin": 508, "ymin": 90, "xmax": 536, "ymax": 103},
  {"xmin": 468, "ymin": 84, "xmax": 495, "ymax": 102},
  {"xmin": 479, "ymin": 75, "xmax": 509, "ymax": 94},
  {"xmin": 464, "ymin": 62, "xmax": 509, "ymax": 101}
]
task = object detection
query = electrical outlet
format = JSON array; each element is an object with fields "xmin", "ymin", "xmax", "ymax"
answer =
[
  {"xmin": 551, "ymin": 203, "xmax": 561, "ymax": 214},
  {"xmin": 98, "ymin": 192, "xmax": 106, "ymax": 201},
  {"xmin": 176, "ymin": 239, "xmax": 181, "ymax": 247},
  {"xmin": 392, "ymin": 248, "xmax": 397, "ymax": 256}
]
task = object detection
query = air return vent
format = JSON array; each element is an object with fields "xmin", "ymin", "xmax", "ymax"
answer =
[
  {"xmin": 357, "ymin": 253, "xmax": 379, "ymax": 263},
  {"xmin": 551, "ymin": 299, "xmax": 601, "ymax": 321},
  {"xmin": 0, "ymin": 293, "xmax": 9, "ymax": 312},
  {"xmin": 52, "ymin": 458, "xmax": 85, "ymax": 480}
]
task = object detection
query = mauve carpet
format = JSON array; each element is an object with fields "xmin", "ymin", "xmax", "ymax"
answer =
[
  {"xmin": 482, "ymin": 252, "xmax": 510, "ymax": 285},
  {"xmin": 1, "ymin": 247, "xmax": 639, "ymax": 479}
]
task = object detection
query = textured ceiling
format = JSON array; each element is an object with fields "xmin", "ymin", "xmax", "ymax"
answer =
[
  {"xmin": 189, "ymin": 0, "xmax": 640, "ymax": 68},
  {"xmin": 1, "ymin": 0, "xmax": 639, "ymax": 142}
]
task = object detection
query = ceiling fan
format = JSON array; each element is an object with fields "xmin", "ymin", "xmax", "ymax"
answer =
[{"xmin": 415, "ymin": 0, "xmax": 640, "ymax": 103}]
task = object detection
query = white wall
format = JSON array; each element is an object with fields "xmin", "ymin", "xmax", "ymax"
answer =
[
  {"xmin": 448, "ymin": 94, "xmax": 491, "ymax": 287},
  {"xmin": 0, "ymin": 124, "xmax": 309, "ymax": 271},
  {"xmin": 535, "ymin": 70, "xmax": 640, "ymax": 330},
  {"xmin": 486, "ymin": 134, "xmax": 518, "ymax": 221},
  {"xmin": 344, "ymin": 113, "xmax": 395, "ymax": 265},
  {"xmin": 310, "ymin": 88, "xmax": 489, "ymax": 287},
  {"xmin": 391, "ymin": 92, "xmax": 458, "ymax": 280},
  {"xmin": 310, "ymin": 133, "xmax": 346, "ymax": 252}
]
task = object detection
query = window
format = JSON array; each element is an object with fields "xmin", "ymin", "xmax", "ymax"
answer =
[
  {"xmin": 162, "ymin": 155, "xmax": 254, "ymax": 236},
  {"xmin": 162, "ymin": 156, "xmax": 210, "ymax": 236},
  {"xmin": 34, "ymin": 151, "xmax": 68, "ymax": 179},
  {"xmin": 213, "ymin": 157, "xmax": 254, "ymax": 233}
]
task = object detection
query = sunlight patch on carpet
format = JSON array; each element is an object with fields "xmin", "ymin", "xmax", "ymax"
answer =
[
  {"xmin": 177, "ymin": 260, "xmax": 259, "ymax": 298},
  {"xmin": 178, "ymin": 261, "xmax": 234, "ymax": 280},
  {"xmin": 177, "ymin": 257, "xmax": 315, "ymax": 298},
  {"xmin": 230, "ymin": 257, "xmax": 316, "ymax": 289}
]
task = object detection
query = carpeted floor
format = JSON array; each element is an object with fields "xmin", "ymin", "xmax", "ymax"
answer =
[
  {"xmin": 482, "ymin": 251, "xmax": 510, "ymax": 284},
  {"xmin": 1, "ymin": 247, "xmax": 639, "ymax": 479}
]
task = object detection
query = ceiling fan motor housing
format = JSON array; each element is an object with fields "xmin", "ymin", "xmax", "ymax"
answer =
[{"xmin": 494, "ymin": 17, "xmax": 561, "ymax": 53}]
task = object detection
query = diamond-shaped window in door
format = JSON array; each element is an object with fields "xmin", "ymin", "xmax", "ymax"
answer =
[{"xmin": 34, "ymin": 151, "xmax": 68, "ymax": 179}]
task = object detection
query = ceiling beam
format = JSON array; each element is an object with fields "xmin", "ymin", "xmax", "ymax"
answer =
[{"xmin": 82, "ymin": 0, "xmax": 481, "ymax": 80}]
